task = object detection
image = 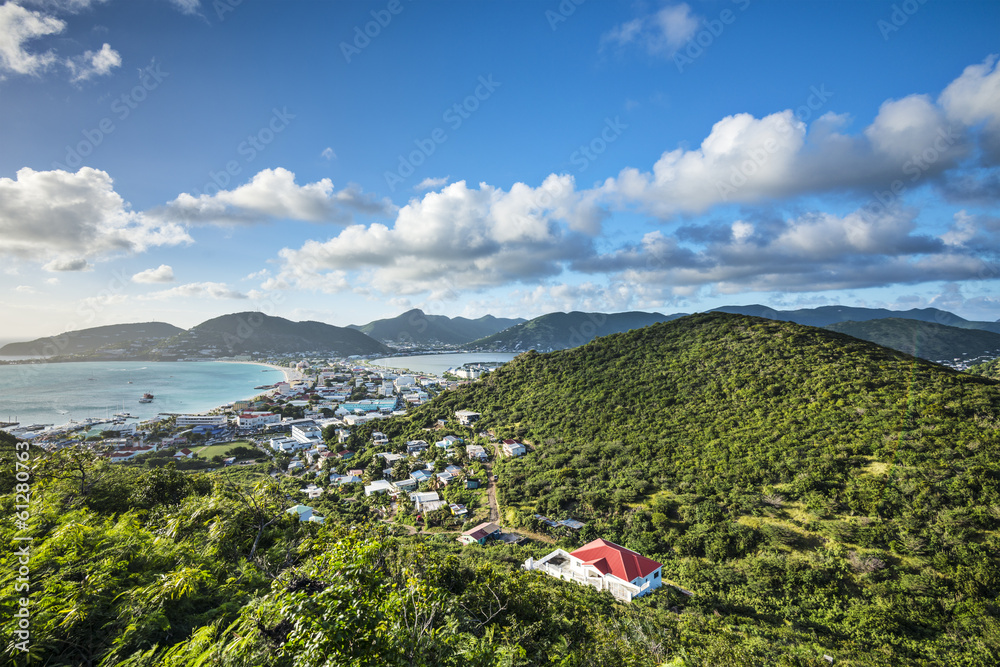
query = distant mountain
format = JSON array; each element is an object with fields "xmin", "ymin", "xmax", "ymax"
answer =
[
  {"xmin": 149, "ymin": 312, "xmax": 391, "ymax": 358},
  {"xmin": 712, "ymin": 304, "xmax": 1000, "ymax": 334},
  {"xmin": 0, "ymin": 322, "xmax": 184, "ymax": 356},
  {"xmin": 466, "ymin": 311, "xmax": 686, "ymax": 351},
  {"xmin": 824, "ymin": 318, "xmax": 1000, "ymax": 364},
  {"xmin": 349, "ymin": 309, "xmax": 524, "ymax": 345}
]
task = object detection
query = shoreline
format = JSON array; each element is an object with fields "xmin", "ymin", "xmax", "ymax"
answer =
[{"xmin": 213, "ymin": 359, "xmax": 304, "ymax": 384}]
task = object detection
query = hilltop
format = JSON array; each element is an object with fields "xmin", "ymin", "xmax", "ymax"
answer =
[
  {"xmin": 150, "ymin": 312, "xmax": 392, "ymax": 358},
  {"xmin": 349, "ymin": 308, "xmax": 523, "ymax": 345},
  {"xmin": 361, "ymin": 312, "xmax": 1000, "ymax": 663},
  {"xmin": 713, "ymin": 303, "xmax": 1000, "ymax": 333},
  {"xmin": 824, "ymin": 317, "xmax": 1000, "ymax": 364},
  {"xmin": 466, "ymin": 310, "xmax": 685, "ymax": 351},
  {"xmin": 0, "ymin": 322, "xmax": 184, "ymax": 356}
]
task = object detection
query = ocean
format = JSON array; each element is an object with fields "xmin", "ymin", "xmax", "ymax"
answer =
[
  {"xmin": 370, "ymin": 352, "xmax": 520, "ymax": 376},
  {"xmin": 0, "ymin": 361, "xmax": 285, "ymax": 428}
]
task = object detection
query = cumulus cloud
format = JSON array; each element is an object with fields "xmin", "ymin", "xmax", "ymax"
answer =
[
  {"xmin": 0, "ymin": 1, "xmax": 121, "ymax": 82},
  {"xmin": 159, "ymin": 168, "xmax": 395, "ymax": 225},
  {"xmin": 939, "ymin": 54, "xmax": 1000, "ymax": 162},
  {"xmin": 570, "ymin": 206, "xmax": 992, "ymax": 296},
  {"xmin": 0, "ymin": 2, "xmax": 64, "ymax": 77},
  {"xmin": 268, "ymin": 177, "xmax": 602, "ymax": 297},
  {"xmin": 66, "ymin": 42, "xmax": 120, "ymax": 82},
  {"xmin": 0, "ymin": 167, "xmax": 192, "ymax": 266},
  {"xmin": 599, "ymin": 96, "xmax": 968, "ymax": 219},
  {"xmin": 602, "ymin": 3, "xmax": 700, "ymax": 57},
  {"xmin": 132, "ymin": 264, "xmax": 175, "ymax": 283},
  {"xmin": 141, "ymin": 282, "xmax": 248, "ymax": 300}
]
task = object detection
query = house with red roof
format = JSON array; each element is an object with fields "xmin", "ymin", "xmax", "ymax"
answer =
[{"xmin": 523, "ymin": 538, "xmax": 663, "ymax": 602}]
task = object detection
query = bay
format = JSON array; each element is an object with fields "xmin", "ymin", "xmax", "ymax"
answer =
[
  {"xmin": 369, "ymin": 352, "xmax": 520, "ymax": 376},
  {"xmin": 0, "ymin": 361, "xmax": 285, "ymax": 427}
]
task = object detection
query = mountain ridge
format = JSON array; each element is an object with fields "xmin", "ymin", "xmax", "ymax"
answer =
[{"xmin": 348, "ymin": 308, "xmax": 524, "ymax": 345}]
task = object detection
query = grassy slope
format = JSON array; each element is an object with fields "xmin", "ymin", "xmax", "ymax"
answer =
[{"xmin": 359, "ymin": 312, "xmax": 1000, "ymax": 663}]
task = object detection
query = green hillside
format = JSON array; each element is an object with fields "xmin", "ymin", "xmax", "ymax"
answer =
[
  {"xmin": 970, "ymin": 357, "xmax": 1000, "ymax": 380},
  {"xmin": 358, "ymin": 312, "xmax": 1000, "ymax": 664},
  {"xmin": 467, "ymin": 310, "xmax": 684, "ymax": 351},
  {"xmin": 149, "ymin": 312, "xmax": 392, "ymax": 358},
  {"xmin": 350, "ymin": 308, "xmax": 524, "ymax": 345},
  {"xmin": 824, "ymin": 317, "xmax": 1000, "ymax": 363},
  {"xmin": 0, "ymin": 321, "xmax": 184, "ymax": 357},
  {"xmin": 5, "ymin": 313, "xmax": 1000, "ymax": 666}
]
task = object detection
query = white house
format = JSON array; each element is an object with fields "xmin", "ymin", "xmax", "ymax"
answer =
[
  {"xmin": 290, "ymin": 420, "xmax": 323, "ymax": 445},
  {"xmin": 501, "ymin": 439, "xmax": 527, "ymax": 457},
  {"xmin": 523, "ymin": 538, "xmax": 663, "ymax": 603},
  {"xmin": 364, "ymin": 479, "xmax": 396, "ymax": 496},
  {"xmin": 466, "ymin": 444, "xmax": 487, "ymax": 461},
  {"xmin": 176, "ymin": 414, "xmax": 228, "ymax": 427},
  {"xmin": 455, "ymin": 410, "xmax": 480, "ymax": 426},
  {"xmin": 236, "ymin": 412, "xmax": 280, "ymax": 428},
  {"xmin": 410, "ymin": 490, "xmax": 447, "ymax": 512},
  {"xmin": 372, "ymin": 431, "xmax": 389, "ymax": 445}
]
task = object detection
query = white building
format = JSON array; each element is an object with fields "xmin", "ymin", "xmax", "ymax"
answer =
[
  {"xmin": 524, "ymin": 539, "xmax": 663, "ymax": 603},
  {"xmin": 176, "ymin": 414, "xmax": 228, "ymax": 427},
  {"xmin": 290, "ymin": 420, "xmax": 323, "ymax": 445},
  {"xmin": 455, "ymin": 410, "xmax": 480, "ymax": 426},
  {"xmin": 236, "ymin": 412, "xmax": 280, "ymax": 428}
]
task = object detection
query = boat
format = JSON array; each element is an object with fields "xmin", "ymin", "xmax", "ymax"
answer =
[{"xmin": 138, "ymin": 392, "xmax": 154, "ymax": 404}]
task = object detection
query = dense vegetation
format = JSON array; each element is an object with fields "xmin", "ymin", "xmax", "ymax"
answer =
[
  {"xmin": 714, "ymin": 304, "xmax": 1000, "ymax": 333},
  {"xmin": 349, "ymin": 308, "xmax": 523, "ymax": 345},
  {"xmin": 0, "ymin": 322, "xmax": 183, "ymax": 357},
  {"xmin": 970, "ymin": 357, "xmax": 1000, "ymax": 381},
  {"xmin": 824, "ymin": 317, "xmax": 1000, "ymax": 362},
  {"xmin": 359, "ymin": 313, "xmax": 1000, "ymax": 664},
  {"xmin": 467, "ymin": 311, "xmax": 683, "ymax": 352},
  {"xmin": 152, "ymin": 312, "xmax": 392, "ymax": 358},
  {"xmin": 4, "ymin": 313, "xmax": 1000, "ymax": 665}
]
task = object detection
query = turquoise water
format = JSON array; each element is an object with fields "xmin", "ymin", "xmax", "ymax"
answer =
[
  {"xmin": 370, "ymin": 352, "xmax": 520, "ymax": 376},
  {"xmin": 0, "ymin": 361, "xmax": 284, "ymax": 427}
]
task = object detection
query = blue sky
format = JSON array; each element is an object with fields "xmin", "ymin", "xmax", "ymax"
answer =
[{"xmin": 2, "ymin": 0, "xmax": 999, "ymax": 339}]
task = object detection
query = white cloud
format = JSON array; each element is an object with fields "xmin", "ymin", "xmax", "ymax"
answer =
[
  {"xmin": 0, "ymin": 2, "xmax": 64, "ymax": 77},
  {"xmin": 15, "ymin": 285, "xmax": 36, "ymax": 293},
  {"xmin": 601, "ymin": 3, "xmax": 700, "ymax": 57},
  {"xmin": 600, "ymin": 92, "xmax": 967, "ymax": 218},
  {"xmin": 66, "ymin": 42, "xmax": 120, "ymax": 82},
  {"xmin": 141, "ymin": 282, "xmax": 248, "ymax": 300},
  {"xmin": 269, "ymin": 177, "xmax": 601, "ymax": 297},
  {"xmin": 939, "ymin": 54, "xmax": 1000, "ymax": 162},
  {"xmin": 159, "ymin": 168, "xmax": 395, "ymax": 225},
  {"xmin": 0, "ymin": 167, "xmax": 192, "ymax": 266},
  {"xmin": 132, "ymin": 264, "xmax": 175, "ymax": 283},
  {"xmin": 415, "ymin": 176, "xmax": 450, "ymax": 191},
  {"xmin": 321, "ymin": 146, "xmax": 336, "ymax": 160}
]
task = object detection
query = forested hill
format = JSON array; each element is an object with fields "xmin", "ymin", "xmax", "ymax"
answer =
[
  {"xmin": 151, "ymin": 312, "xmax": 392, "ymax": 358},
  {"xmin": 0, "ymin": 322, "xmax": 183, "ymax": 356},
  {"xmin": 369, "ymin": 312, "xmax": 1000, "ymax": 663},
  {"xmin": 349, "ymin": 308, "xmax": 524, "ymax": 345},
  {"xmin": 466, "ymin": 310, "xmax": 685, "ymax": 351},
  {"xmin": 824, "ymin": 317, "xmax": 1000, "ymax": 363}
]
